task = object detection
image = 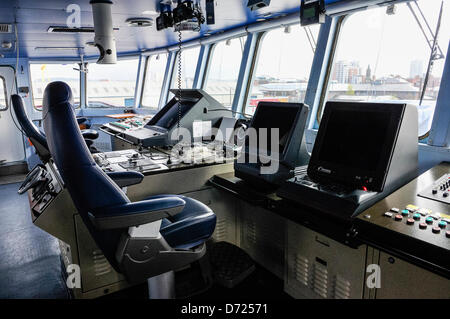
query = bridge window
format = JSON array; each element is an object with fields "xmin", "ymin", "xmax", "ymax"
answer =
[
  {"xmin": 245, "ymin": 24, "xmax": 320, "ymax": 116},
  {"xmin": 321, "ymin": 0, "xmax": 449, "ymax": 137},
  {"xmin": 87, "ymin": 58, "xmax": 139, "ymax": 108},
  {"xmin": 204, "ymin": 36, "xmax": 247, "ymax": 108},
  {"xmin": 29, "ymin": 63, "xmax": 80, "ymax": 110},
  {"xmin": 141, "ymin": 53, "xmax": 168, "ymax": 109},
  {"xmin": 0, "ymin": 76, "xmax": 6, "ymax": 111},
  {"xmin": 168, "ymin": 46, "xmax": 201, "ymax": 100}
]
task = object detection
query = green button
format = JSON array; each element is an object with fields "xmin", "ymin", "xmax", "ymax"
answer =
[
  {"xmin": 413, "ymin": 213, "xmax": 421, "ymax": 220},
  {"xmin": 426, "ymin": 217, "xmax": 433, "ymax": 224},
  {"xmin": 401, "ymin": 209, "xmax": 409, "ymax": 216},
  {"xmin": 438, "ymin": 221, "xmax": 447, "ymax": 228}
]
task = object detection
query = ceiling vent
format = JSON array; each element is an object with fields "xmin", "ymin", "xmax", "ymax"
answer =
[
  {"xmin": 47, "ymin": 26, "xmax": 119, "ymax": 33},
  {"xmin": 0, "ymin": 24, "xmax": 12, "ymax": 33},
  {"xmin": 126, "ymin": 17, "xmax": 153, "ymax": 27}
]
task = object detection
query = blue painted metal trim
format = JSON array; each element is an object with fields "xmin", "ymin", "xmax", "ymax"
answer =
[
  {"xmin": 304, "ymin": 16, "xmax": 334, "ymax": 130},
  {"xmin": 428, "ymin": 40, "xmax": 450, "ymax": 148},
  {"xmin": 159, "ymin": 51, "xmax": 176, "ymax": 109},
  {"xmin": 193, "ymin": 45, "xmax": 210, "ymax": 89},
  {"xmin": 232, "ymin": 33, "xmax": 260, "ymax": 115},
  {"xmin": 135, "ymin": 54, "xmax": 145, "ymax": 108}
]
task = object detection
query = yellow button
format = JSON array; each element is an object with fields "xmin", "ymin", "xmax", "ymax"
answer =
[{"xmin": 406, "ymin": 204, "xmax": 419, "ymax": 211}]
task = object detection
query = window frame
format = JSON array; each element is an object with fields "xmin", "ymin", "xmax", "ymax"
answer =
[
  {"xmin": 316, "ymin": 5, "xmax": 446, "ymax": 140},
  {"xmin": 29, "ymin": 62, "xmax": 82, "ymax": 111},
  {"xmin": 243, "ymin": 23, "xmax": 320, "ymax": 115},
  {"xmin": 85, "ymin": 56, "xmax": 140, "ymax": 109},
  {"xmin": 140, "ymin": 53, "xmax": 169, "ymax": 110},
  {"xmin": 170, "ymin": 45, "xmax": 202, "ymax": 92},
  {"xmin": 202, "ymin": 36, "xmax": 248, "ymax": 108},
  {"xmin": 0, "ymin": 75, "xmax": 8, "ymax": 111}
]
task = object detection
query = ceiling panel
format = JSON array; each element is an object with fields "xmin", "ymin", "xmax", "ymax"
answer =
[{"xmin": 0, "ymin": 0, "xmax": 343, "ymax": 59}]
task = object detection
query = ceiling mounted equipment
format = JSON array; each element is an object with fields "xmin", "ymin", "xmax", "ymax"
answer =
[
  {"xmin": 300, "ymin": 0, "xmax": 326, "ymax": 26},
  {"xmin": 247, "ymin": 0, "xmax": 271, "ymax": 11},
  {"xmin": 90, "ymin": 0, "xmax": 117, "ymax": 64},
  {"xmin": 126, "ymin": 17, "xmax": 153, "ymax": 27}
]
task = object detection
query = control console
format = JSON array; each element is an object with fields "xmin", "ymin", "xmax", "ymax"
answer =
[
  {"xmin": 355, "ymin": 162, "xmax": 449, "ymax": 275},
  {"xmin": 418, "ymin": 173, "xmax": 450, "ymax": 204}
]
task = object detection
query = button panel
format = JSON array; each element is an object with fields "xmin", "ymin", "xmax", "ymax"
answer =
[{"xmin": 382, "ymin": 204, "xmax": 449, "ymax": 237}]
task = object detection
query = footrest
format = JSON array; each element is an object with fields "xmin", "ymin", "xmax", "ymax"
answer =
[{"xmin": 210, "ymin": 241, "xmax": 255, "ymax": 288}]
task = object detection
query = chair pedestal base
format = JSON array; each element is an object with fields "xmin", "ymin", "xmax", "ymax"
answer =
[{"xmin": 148, "ymin": 271, "xmax": 175, "ymax": 299}]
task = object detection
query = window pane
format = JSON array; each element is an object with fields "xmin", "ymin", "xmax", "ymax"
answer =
[
  {"xmin": 323, "ymin": 0, "xmax": 449, "ymax": 136},
  {"xmin": 169, "ymin": 46, "xmax": 200, "ymax": 99},
  {"xmin": 246, "ymin": 25, "xmax": 320, "ymax": 116},
  {"xmin": 0, "ymin": 77, "xmax": 7, "ymax": 110},
  {"xmin": 30, "ymin": 63, "xmax": 80, "ymax": 110},
  {"xmin": 142, "ymin": 54, "xmax": 168, "ymax": 109},
  {"xmin": 204, "ymin": 36, "xmax": 247, "ymax": 108},
  {"xmin": 87, "ymin": 59, "xmax": 139, "ymax": 108}
]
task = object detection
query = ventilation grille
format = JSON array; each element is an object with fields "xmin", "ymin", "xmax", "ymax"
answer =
[
  {"xmin": 245, "ymin": 219, "xmax": 257, "ymax": 244},
  {"xmin": 292, "ymin": 254, "xmax": 352, "ymax": 299},
  {"xmin": 214, "ymin": 217, "xmax": 228, "ymax": 241},
  {"xmin": 92, "ymin": 250, "xmax": 112, "ymax": 277},
  {"xmin": 333, "ymin": 275, "xmax": 351, "ymax": 299},
  {"xmin": 294, "ymin": 255, "xmax": 311, "ymax": 286},
  {"xmin": 313, "ymin": 262, "xmax": 328, "ymax": 298},
  {"xmin": 0, "ymin": 24, "xmax": 12, "ymax": 33}
]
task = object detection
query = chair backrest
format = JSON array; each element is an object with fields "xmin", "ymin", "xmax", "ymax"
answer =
[
  {"xmin": 42, "ymin": 81, "xmax": 130, "ymax": 269},
  {"xmin": 11, "ymin": 94, "xmax": 50, "ymax": 161}
]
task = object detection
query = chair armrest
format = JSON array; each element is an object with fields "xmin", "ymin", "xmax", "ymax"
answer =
[
  {"xmin": 107, "ymin": 171, "xmax": 144, "ymax": 187},
  {"xmin": 88, "ymin": 197, "xmax": 186, "ymax": 230}
]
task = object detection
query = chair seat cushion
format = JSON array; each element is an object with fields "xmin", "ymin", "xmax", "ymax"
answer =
[
  {"xmin": 145, "ymin": 195, "xmax": 216, "ymax": 250},
  {"xmin": 81, "ymin": 129, "xmax": 99, "ymax": 140}
]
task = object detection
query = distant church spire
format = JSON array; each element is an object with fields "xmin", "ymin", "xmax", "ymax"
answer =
[{"xmin": 366, "ymin": 65, "xmax": 372, "ymax": 83}]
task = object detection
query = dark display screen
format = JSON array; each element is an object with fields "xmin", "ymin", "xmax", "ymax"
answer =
[
  {"xmin": 317, "ymin": 109, "xmax": 390, "ymax": 172},
  {"xmin": 309, "ymin": 101, "xmax": 405, "ymax": 191},
  {"xmin": 151, "ymin": 101, "xmax": 196, "ymax": 129},
  {"xmin": 250, "ymin": 103, "xmax": 300, "ymax": 155}
]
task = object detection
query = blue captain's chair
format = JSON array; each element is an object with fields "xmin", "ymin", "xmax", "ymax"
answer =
[
  {"xmin": 12, "ymin": 94, "xmax": 145, "ymax": 188},
  {"xmin": 42, "ymin": 81, "xmax": 216, "ymax": 298},
  {"xmin": 11, "ymin": 94, "xmax": 100, "ymax": 160}
]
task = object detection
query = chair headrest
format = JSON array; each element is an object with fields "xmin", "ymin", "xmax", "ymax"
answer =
[{"xmin": 42, "ymin": 81, "xmax": 73, "ymax": 118}]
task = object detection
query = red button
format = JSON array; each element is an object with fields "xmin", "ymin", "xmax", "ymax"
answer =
[
  {"xmin": 407, "ymin": 218, "xmax": 415, "ymax": 225},
  {"xmin": 394, "ymin": 214, "xmax": 403, "ymax": 221},
  {"xmin": 419, "ymin": 223, "xmax": 427, "ymax": 229},
  {"xmin": 446, "ymin": 231, "xmax": 450, "ymax": 238},
  {"xmin": 432, "ymin": 227, "xmax": 441, "ymax": 234}
]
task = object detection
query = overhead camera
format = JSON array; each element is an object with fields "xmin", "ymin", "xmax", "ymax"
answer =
[
  {"xmin": 90, "ymin": 0, "xmax": 117, "ymax": 64},
  {"xmin": 156, "ymin": 0, "xmax": 205, "ymax": 32}
]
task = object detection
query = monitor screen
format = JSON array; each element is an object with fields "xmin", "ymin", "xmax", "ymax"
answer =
[
  {"xmin": 249, "ymin": 102, "xmax": 301, "ymax": 156},
  {"xmin": 309, "ymin": 101, "xmax": 405, "ymax": 191},
  {"xmin": 148, "ymin": 99, "xmax": 196, "ymax": 130}
]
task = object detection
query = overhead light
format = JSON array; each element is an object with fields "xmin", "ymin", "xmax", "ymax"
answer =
[{"xmin": 126, "ymin": 17, "xmax": 153, "ymax": 27}]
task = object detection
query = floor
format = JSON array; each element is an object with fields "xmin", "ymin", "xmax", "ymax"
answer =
[
  {"xmin": 0, "ymin": 182, "xmax": 69, "ymax": 299},
  {"xmin": 0, "ymin": 181, "xmax": 289, "ymax": 300}
]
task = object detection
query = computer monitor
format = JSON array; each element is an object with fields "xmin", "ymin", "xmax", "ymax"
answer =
[
  {"xmin": 308, "ymin": 101, "xmax": 407, "ymax": 192},
  {"xmin": 235, "ymin": 102, "xmax": 309, "ymax": 186},
  {"xmin": 247, "ymin": 102, "xmax": 302, "ymax": 163}
]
